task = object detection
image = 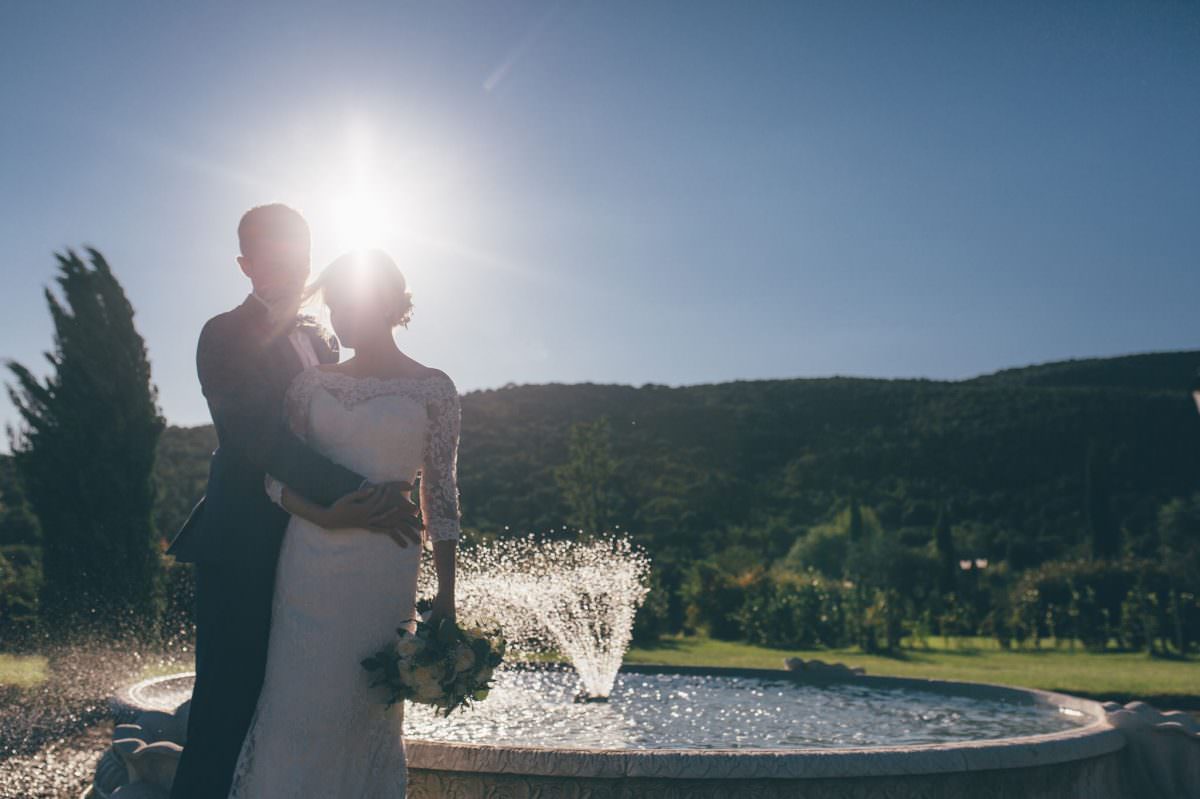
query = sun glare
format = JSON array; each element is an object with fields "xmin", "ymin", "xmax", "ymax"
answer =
[
  {"xmin": 284, "ymin": 116, "xmax": 499, "ymax": 309},
  {"xmin": 299, "ymin": 119, "xmax": 448, "ymax": 262},
  {"xmin": 331, "ymin": 187, "xmax": 388, "ymax": 251},
  {"xmin": 327, "ymin": 122, "xmax": 390, "ymax": 251}
]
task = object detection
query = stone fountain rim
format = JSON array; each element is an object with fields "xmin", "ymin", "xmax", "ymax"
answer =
[{"xmin": 112, "ymin": 666, "xmax": 1125, "ymax": 781}]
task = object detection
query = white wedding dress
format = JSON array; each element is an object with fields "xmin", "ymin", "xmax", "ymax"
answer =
[{"xmin": 228, "ymin": 367, "xmax": 461, "ymax": 799}]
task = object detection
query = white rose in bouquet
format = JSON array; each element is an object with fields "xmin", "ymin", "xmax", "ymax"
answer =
[
  {"xmin": 396, "ymin": 635, "xmax": 422, "ymax": 659},
  {"xmin": 453, "ymin": 646, "xmax": 476, "ymax": 673},
  {"xmin": 413, "ymin": 672, "xmax": 444, "ymax": 704}
]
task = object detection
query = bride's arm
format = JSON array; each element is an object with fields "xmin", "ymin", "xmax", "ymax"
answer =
[
  {"xmin": 266, "ymin": 475, "xmax": 417, "ymax": 544},
  {"xmin": 273, "ymin": 481, "xmax": 326, "ymax": 526},
  {"xmin": 422, "ymin": 374, "xmax": 463, "ymax": 622},
  {"xmin": 270, "ymin": 475, "xmax": 386, "ymax": 532},
  {"xmin": 430, "ymin": 539, "xmax": 457, "ymax": 622}
]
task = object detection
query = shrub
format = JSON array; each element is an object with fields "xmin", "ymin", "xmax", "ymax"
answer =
[
  {"xmin": 631, "ymin": 569, "xmax": 671, "ymax": 645},
  {"xmin": 0, "ymin": 544, "xmax": 43, "ymax": 649},
  {"xmin": 681, "ymin": 560, "xmax": 746, "ymax": 640},
  {"xmin": 1012, "ymin": 558, "xmax": 1198, "ymax": 653},
  {"xmin": 734, "ymin": 570, "xmax": 849, "ymax": 649}
]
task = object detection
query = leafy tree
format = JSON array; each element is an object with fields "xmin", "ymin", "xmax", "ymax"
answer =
[
  {"xmin": 0, "ymin": 544, "xmax": 41, "ymax": 646},
  {"xmin": 554, "ymin": 417, "xmax": 618, "ymax": 535},
  {"xmin": 783, "ymin": 523, "xmax": 848, "ymax": 577},
  {"xmin": 6, "ymin": 249, "xmax": 164, "ymax": 631},
  {"xmin": 842, "ymin": 504, "xmax": 885, "ymax": 580},
  {"xmin": 787, "ymin": 504, "xmax": 883, "ymax": 579}
]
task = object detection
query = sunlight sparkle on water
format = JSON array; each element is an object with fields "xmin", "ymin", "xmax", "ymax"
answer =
[{"xmin": 404, "ymin": 667, "xmax": 1091, "ymax": 750}]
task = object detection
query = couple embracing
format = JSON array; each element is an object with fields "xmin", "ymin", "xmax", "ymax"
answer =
[{"xmin": 167, "ymin": 203, "xmax": 460, "ymax": 798}]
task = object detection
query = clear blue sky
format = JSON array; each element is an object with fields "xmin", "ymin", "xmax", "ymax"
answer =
[{"xmin": 1, "ymin": 1, "xmax": 1197, "ymax": 432}]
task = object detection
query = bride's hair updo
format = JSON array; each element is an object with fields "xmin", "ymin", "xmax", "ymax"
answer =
[{"xmin": 308, "ymin": 249, "xmax": 414, "ymax": 328}]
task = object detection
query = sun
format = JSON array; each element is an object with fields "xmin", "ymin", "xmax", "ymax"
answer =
[{"xmin": 289, "ymin": 117, "xmax": 480, "ymax": 293}]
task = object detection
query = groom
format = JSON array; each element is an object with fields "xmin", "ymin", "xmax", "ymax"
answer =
[{"xmin": 167, "ymin": 204, "xmax": 421, "ymax": 799}]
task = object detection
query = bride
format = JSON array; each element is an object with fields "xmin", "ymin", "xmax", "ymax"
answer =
[{"xmin": 228, "ymin": 249, "xmax": 460, "ymax": 798}]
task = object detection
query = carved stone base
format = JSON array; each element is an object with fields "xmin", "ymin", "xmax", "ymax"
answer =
[{"xmin": 409, "ymin": 752, "xmax": 1125, "ymax": 799}]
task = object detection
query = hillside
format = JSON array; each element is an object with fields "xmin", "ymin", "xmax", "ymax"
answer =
[
  {"xmin": 144, "ymin": 350, "xmax": 1200, "ymax": 570},
  {"xmin": 968, "ymin": 349, "xmax": 1200, "ymax": 393}
]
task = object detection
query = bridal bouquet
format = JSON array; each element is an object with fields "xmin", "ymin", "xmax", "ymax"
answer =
[{"xmin": 362, "ymin": 617, "xmax": 506, "ymax": 716}]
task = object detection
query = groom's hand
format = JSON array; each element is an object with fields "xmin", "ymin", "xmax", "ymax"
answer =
[
  {"xmin": 324, "ymin": 488, "xmax": 390, "ymax": 532},
  {"xmin": 323, "ymin": 484, "xmax": 420, "ymax": 545},
  {"xmin": 365, "ymin": 481, "xmax": 422, "ymax": 546}
]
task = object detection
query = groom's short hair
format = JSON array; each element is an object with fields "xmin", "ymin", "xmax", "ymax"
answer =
[{"xmin": 238, "ymin": 203, "xmax": 310, "ymax": 258}]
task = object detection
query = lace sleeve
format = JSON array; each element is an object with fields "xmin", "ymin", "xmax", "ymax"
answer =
[
  {"xmin": 283, "ymin": 369, "xmax": 316, "ymax": 442},
  {"xmin": 420, "ymin": 374, "xmax": 462, "ymax": 542},
  {"xmin": 263, "ymin": 369, "xmax": 318, "ymax": 507}
]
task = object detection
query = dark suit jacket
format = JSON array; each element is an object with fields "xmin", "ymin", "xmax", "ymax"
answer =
[{"xmin": 167, "ymin": 296, "xmax": 365, "ymax": 567}]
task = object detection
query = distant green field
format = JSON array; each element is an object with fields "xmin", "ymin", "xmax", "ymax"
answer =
[
  {"xmin": 5, "ymin": 637, "xmax": 1198, "ymax": 703},
  {"xmin": 0, "ymin": 652, "xmax": 185, "ymax": 690},
  {"xmin": 626, "ymin": 636, "xmax": 1200, "ymax": 700},
  {"xmin": 0, "ymin": 653, "xmax": 47, "ymax": 689}
]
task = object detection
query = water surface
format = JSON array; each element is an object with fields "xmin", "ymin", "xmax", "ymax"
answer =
[{"xmin": 405, "ymin": 666, "xmax": 1090, "ymax": 750}]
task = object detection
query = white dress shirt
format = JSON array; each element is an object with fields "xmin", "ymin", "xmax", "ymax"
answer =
[
  {"xmin": 252, "ymin": 292, "xmax": 324, "ymax": 505},
  {"xmin": 250, "ymin": 292, "xmax": 321, "ymax": 369}
]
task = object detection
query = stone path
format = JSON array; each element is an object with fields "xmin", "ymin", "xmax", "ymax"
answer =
[{"xmin": 0, "ymin": 722, "xmax": 109, "ymax": 799}]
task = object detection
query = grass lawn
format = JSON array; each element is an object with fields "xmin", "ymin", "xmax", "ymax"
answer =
[
  {"xmin": 0, "ymin": 653, "xmax": 47, "ymax": 689},
  {"xmin": 0, "ymin": 652, "xmax": 185, "ymax": 690},
  {"xmin": 626, "ymin": 635, "xmax": 1200, "ymax": 701},
  {"xmin": 5, "ymin": 637, "xmax": 1198, "ymax": 703}
]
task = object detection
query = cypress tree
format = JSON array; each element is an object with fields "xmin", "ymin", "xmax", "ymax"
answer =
[
  {"xmin": 0, "ymin": 457, "xmax": 41, "ymax": 545},
  {"xmin": 6, "ymin": 249, "xmax": 164, "ymax": 633},
  {"xmin": 847, "ymin": 499, "xmax": 864, "ymax": 543}
]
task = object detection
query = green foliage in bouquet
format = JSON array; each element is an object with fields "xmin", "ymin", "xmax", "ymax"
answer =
[{"xmin": 362, "ymin": 616, "xmax": 506, "ymax": 717}]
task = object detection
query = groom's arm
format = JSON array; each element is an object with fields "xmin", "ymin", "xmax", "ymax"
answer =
[{"xmin": 197, "ymin": 315, "xmax": 363, "ymax": 507}]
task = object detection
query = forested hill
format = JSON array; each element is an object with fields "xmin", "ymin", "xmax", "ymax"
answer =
[
  {"xmin": 968, "ymin": 349, "xmax": 1200, "ymax": 393},
  {"xmin": 141, "ymin": 350, "xmax": 1200, "ymax": 570}
]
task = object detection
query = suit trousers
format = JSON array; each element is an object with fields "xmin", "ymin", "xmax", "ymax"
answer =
[{"xmin": 171, "ymin": 559, "xmax": 278, "ymax": 799}]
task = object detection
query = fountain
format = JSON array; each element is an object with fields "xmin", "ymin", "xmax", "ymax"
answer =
[
  {"xmin": 92, "ymin": 535, "xmax": 1199, "ymax": 799},
  {"xmin": 446, "ymin": 535, "xmax": 650, "ymax": 701}
]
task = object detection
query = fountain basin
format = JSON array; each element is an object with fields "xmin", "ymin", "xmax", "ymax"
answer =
[
  {"xmin": 406, "ymin": 665, "xmax": 1125, "ymax": 797},
  {"xmin": 110, "ymin": 665, "xmax": 1128, "ymax": 798}
]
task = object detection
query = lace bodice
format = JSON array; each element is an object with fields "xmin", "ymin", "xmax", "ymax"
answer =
[
  {"xmin": 232, "ymin": 366, "xmax": 444, "ymax": 798},
  {"xmin": 267, "ymin": 367, "xmax": 462, "ymax": 542}
]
